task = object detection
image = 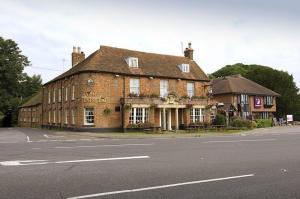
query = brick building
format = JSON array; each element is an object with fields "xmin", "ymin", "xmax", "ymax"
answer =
[
  {"xmin": 212, "ymin": 75, "xmax": 280, "ymax": 119},
  {"xmin": 35, "ymin": 43, "xmax": 213, "ymax": 131},
  {"xmin": 18, "ymin": 91, "xmax": 42, "ymax": 128}
]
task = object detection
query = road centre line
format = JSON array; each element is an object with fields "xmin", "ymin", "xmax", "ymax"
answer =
[
  {"xmin": 0, "ymin": 155, "xmax": 150, "ymax": 166},
  {"xmin": 203, "ymin": 138, "xmax": 276, "ymax": 143},
  {"xmin": 67, "ymin": 174, "xmax": 255, "ymax": 199},
  {"xmin": 32, "ymin": 143, "xmax": 154, "ymax": 150},
  {"xmin": 26, "ymin": 136, "xmax": 31, "ymax": 142}
]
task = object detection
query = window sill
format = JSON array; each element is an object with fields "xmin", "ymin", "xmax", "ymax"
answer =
[{"xmin": 83, "ymin": 124, "xmax": 95, "ymax": 127}]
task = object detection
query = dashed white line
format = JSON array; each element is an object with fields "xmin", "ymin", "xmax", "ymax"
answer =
[
  {"xmin": 53, "ymin": 143, "xmax": 154, "ymax": 149},
  {"xmin": 43, "ymin": 134, "xmax": 49, "ymax": 138},
  {"xmin": 203, "ymin": 138, "xmax": 276, "ymax": 143},
  {"xmin": 26, "ymin": 136, "xmax": 31, "ymax": 142},
  {"xmin": 67, "ymin": 174, "xmax": 255, "ymax": 199},
  {"xmin": 0, "ymin": 155, "xmax": 150, "ymax": 166}
]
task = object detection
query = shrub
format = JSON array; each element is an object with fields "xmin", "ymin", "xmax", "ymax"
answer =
[
  {"xmin": 213, "ymin": 114, "xmax": 226, "ymax": 126},
  {"xmin": 103, "ymin": 107, "xmax": 112, "ymax": 115},
  {"xmin": 230, "ymin": 117, "xmax": 253, "ymax": 129},
  {"xmin": 255, "ymin": 119, "xmax": 272, "ymax": 128}
]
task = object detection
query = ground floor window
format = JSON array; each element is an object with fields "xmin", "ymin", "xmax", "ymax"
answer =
[
  {"xmin": 261, "ymin": 112, "xmax": 269, "ymax": 119},
  {"xmin": 71, "ymin": 110, "xmax": 75, "ymax": 125},
  {"xmin": 129, "ymin": 108, "xmax": 149, "ymax": 124},
  {"xmin": 65, "ymin": 110, "xmax": 68, "ymax": 124},
  {"xmin": 242, "ymin": 111, "xmax": 250, "ymax": 119},
  {"xmin": 84, "ymin": 108, "xmax": 94, "ymax": 125},
  {"xmin": 190, "ymin": 108, "xmax": 204, "ymax": 123}
]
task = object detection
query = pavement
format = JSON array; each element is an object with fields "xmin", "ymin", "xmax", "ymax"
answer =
[{"xmin": 0, "ymin": 126, "xmax": 300, "ymax": 199}]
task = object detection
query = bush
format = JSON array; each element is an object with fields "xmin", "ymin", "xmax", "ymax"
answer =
[
  {"xmin": 0, "ymin": 111, "xmax": 3, "ymax": 127},
  {"xmin": 255, "ymin": 119, "xmax": 272, "ymax": 128},
  {"xmin": 230, "ymin": 117, "xmax": 254, "ymax": 129},
  {"xmin": 213, "ymin": 114, "xmax": 226, "ymax": 126}
]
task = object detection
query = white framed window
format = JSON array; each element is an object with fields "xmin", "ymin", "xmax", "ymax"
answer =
[
  {"xmin": 240, "ymin": 94, "xmax": 249, "ymax": 104},
  {"xmin": 71, "ymin": 109, "xmax": 75, "ymax": 125},
  {"xmin": 65, "ymin": 87, "xmax": 68, "ymax": 101},
  {"xmin": 58, "ymin": 88, "xmax": 62, "ymax": 102},
  {"xmin": 84, "ymin": 108, "xmax": 94, "ymax": 125},
  {"xmin": 64, "ymin": 110, "xmax": 68, "ymax": 124},
  {"xmin": 126, "ymin": 57, "xmax": 139, "ymax": 68},
  {"xmin": 187, "ymin": 82, "xmax": 195, "ymax": 97},
  {"xmin": 32, "ymin": 117, "xmax": 35, "ymax": 122},
  {"xmin": 53, "ymin": 89, "xmax": 56, "ymax": 103},
  {"xmin": 48, "ymin": 111, "xmax": 51, "ymax": 123},
  {"xmin": 58, "ymin": 110, "xmax": 61, "ymax": 123},
  {"xmin": 130, "ymin": 78, "xmax": 140, "ymax": 95},
  {"xmin": 264, "ymin": 96, "xmax": 273, "ymax": 106},
  {"xmin": 160, "ymin": 80, "xmax": 169, "ymax": 97},
  {"xmin": 71, "ymin": 85, "xmax": 75, "ymax": 100},
  {"xmin": 190, "ymin": 108, "xmax": 204, "ymax": 123},
  {"xmin": 178, "ymin": 64, "xmax": 190, "ymax": 73},
  {"xmin": 129, "ymin": 108, "xmax": 149, "ymax": 124},
  {"xmin": 53, "ymin": 110, "xmax": 56, "ymax": 123},
  {"xmin": 48, "ymin": 91, "xmax": 51, "ymax": 104}
]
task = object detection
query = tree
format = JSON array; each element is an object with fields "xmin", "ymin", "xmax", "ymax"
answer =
[
  {"xmin": 211, "ymin": 63, "xmax": 300, "ymax": 117},
  {"xmin": 0, "ymin": 37, "xmax": 42, "ymax": 126}
]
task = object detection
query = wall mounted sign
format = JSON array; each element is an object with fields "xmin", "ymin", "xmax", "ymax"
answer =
[
  {"xmin": 82, "ymin": 91, "xmax": 106, "ymax": 103},
  {"xmin": 254, "ymin": 97, "xmax": 262, "ymax": 108}
]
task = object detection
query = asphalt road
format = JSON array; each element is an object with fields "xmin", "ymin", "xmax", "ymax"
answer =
[{"xmin": 0, "ymin": 126, "xmax": 300, "ymax": 199}]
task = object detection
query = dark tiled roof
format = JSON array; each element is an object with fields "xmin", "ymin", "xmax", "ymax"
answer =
[
  {"xmin": 212, "ymin": 75, "xmax": 280, "ymax": 96},
  {"xmin": 19, "ymin": 91, "xmax": 42, "ymax": 108},
  {"xmin": 46, "ymin": 45, "xmax": 209, "ymax": 84}
]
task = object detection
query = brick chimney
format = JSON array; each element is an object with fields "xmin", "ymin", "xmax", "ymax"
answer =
[
  {"xmin": 184, "ymin": 42, "xmax": 194, "ymax": 60},
  {"xmin": 71, "ymin": 46, "xmax": 85, "ymax": 67}
]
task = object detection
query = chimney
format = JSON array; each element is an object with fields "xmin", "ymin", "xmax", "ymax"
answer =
[
  {"xmin": 71, "ymin": 46, "xmax": 85, "ymax": 67},
  {"xmin": 184, "ymin": 42, "xmax": 194, "ymax": 60}
]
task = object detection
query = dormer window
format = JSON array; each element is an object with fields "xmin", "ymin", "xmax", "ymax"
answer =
[
  {"xmin": 178, "ymin": 64, "xmax": 190, "ymax": 73},
  {"xmin": 126, "ymin": 57, "xmax": 139, "ymax": 68}
]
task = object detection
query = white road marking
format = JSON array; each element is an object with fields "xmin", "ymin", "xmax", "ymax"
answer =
[
  {"xmin": 0, "ymin": 156, "xmax": 150, "ymax": 166},
  {"xmin": 204, "ymin": 138, "xmax": 276, "ymax": 143},
  {"xmin": 67, "ymin": 174, "xmax": 255, "ymax": 199},
  {"xmin": 43, "ymin": 134, "xmax": 49, "ymax": 138},
  {"xmin": 26, "ymin": 136, "xmax": 31, "ymax": 142},
  {"xmin": 54, "ymin": 143, "xmax": 153, "ymax": 149}
]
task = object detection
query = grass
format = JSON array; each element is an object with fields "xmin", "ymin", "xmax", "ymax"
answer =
[{"xmin": 54, "ymin": 129, "xmax": 248, "ymax": 139}]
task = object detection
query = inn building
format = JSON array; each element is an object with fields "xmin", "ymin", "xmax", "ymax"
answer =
[{"xmin": 29, "ymin": 43, "xmax": 213, "ymax": 131}]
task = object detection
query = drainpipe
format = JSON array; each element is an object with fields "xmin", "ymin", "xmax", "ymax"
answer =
[{"xmin": 41, "ymin": 87, "xmax": 44, "ymax": 128}]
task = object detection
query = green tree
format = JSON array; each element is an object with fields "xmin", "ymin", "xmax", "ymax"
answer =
[
  {"xmin": 0, "ymin": 37, "xmax": 42, "ymax": 125},
  {"xmin": 211, "ymin": 63, "xmax": 300, "ymax": 117}
]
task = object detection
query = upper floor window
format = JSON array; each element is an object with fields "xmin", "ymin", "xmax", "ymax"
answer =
[
  {"xmin": 71, "ymin": 85, "xmax": 75, "ymax": 100},
  {"xmin": 160, "ymin": 80, "xmax": 169, "ymax": 97},
  {"xmin": 65, "ymin": 87, "xmax": 68, "ymax": 101},
  {"xmin": 58, "ymin": 88, "xmax": 62, "ymax": 102},
  {"xmin": 178, "ymin": 64, "xmax": 190, "ymax": 73},
  {"xmin": 187, "ymin": 82, "xmax": 195, "ymax": 97},
  {"xmin": 126, "ymin": 57, "xmax": 139, "ymax": 68},
  {"xmin": 130, "ymin": 78, "xmax": 140, "ymax": 95},
  {"xmin": 264, "ymin": 96, "xmax": 273, "ymax": 106},
  {"xmin": 53, "ymin": 89, "xmax": 56, "ymax": 103},
  {"xmin": 48, "ymin": 91, "xmax": 51, "ymax": 104},
  {"xmin": 240, "ymin": 94, "xmax": 249, "ymax": 105}
]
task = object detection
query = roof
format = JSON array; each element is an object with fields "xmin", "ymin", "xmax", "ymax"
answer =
[
  {"xmin": 46, "ymin": 45, "xmax": 209, "ymax": 85},
  {"xmin": 19, "ymin": 91, "xmax": 42, "ymax": 108},
  {"xmin": 212, "ymin": 75, "xmax": 280, "ymax": 96}
]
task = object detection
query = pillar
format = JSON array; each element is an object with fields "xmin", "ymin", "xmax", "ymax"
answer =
[
  {"xmin": 168, "ymin": 109, "xmax": 172, "ymax": 130},
  {"xmin": 175, "ymin": 108, "xmax": 179, "ymax": 130},
  {"xmin": 162, "ymin": 108, "xmax": 166, "ymax": 130}
]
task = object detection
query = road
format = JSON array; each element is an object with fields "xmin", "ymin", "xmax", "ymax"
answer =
[{"xmin": 0, "ymin": 126, "xmax": 300, "ymax": 199}]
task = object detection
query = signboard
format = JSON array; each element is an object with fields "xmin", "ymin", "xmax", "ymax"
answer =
[
  {"xmin": 254, "ymin": 97, "xmax": 262, "ymax": 108},
  {"xmin": 287, "ymin": 115, "xmax": 293, "ymax": 122},
  {"xmin": 82, "ymin": 91, "xmax": 106, "ymax": 103}
]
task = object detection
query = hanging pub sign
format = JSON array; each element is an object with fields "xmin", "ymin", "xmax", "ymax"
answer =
[{"xmin": 254, "ymin": 96, "xmax": 262, "ymax": 108}]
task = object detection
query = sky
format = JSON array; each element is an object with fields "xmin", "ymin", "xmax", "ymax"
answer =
[{"xmin": 1, "ymin": 0, "xmax": 300, "ymax": 87}]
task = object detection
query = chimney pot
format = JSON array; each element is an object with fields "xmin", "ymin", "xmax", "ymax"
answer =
[
  {"xmin": 184, "ymin": 42, "xmax": 194, "ymax": 60},
  {"xmin": 72, "ymin": 46, "xmax": 85, "ymax": 67},
  {"xmin": 73, "ymin": 46, "xmax": 76, "ymax": 53},
  {"xmin": 77, "ymin": 47, "xmax": 81, "ymax": 53}
]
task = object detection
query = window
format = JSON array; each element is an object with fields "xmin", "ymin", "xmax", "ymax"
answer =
[
  {"xmin": 48, "ymin": 111, "xmax": 51, "ymax": 123},
  {"xmin": 71, "ymin": 85, "xmax": 75, "ymax": 100},
  {"xmin": 32, "ymin": 117, "xmax": 35, "ymax": 122},
  {"xmin": 160, "ymin": 80, "xmax": 169, "ymax": 97},
  {"xmin": 190, "ymin": 108, "xmax": 204, "ymax": 123},
  {"xmin": 129, "ymin": 108, "xmax": 149, "ymax": 124},
  {"xmin": 58, "ymin": 88, "xmax": 62, "ymax": 102},
  {"xmin": 264, "ymin": 96, "xmax": 273, "ymax": 106},
  {"xmin": 130, "ymin": 78, "xmax": 140, "ymax": 95},
  {"xmin": 53, "ymin": 110, "xmax": 56, "ymax": 123},
  {"xmin": 187, "ymin": 82, "xmax": 195, "ymax": 97},
  {"xmin": 48, "ymin": 91, "xmax": 51, "ymax": 104},
  {"xmin": 71, "ymin": 109, "xmax": 75, "ymax": 125},
  {"xmin": 64, "ymin": 110, "xmax": 68, "ymax": 124},
  {"xmin": 126, "ymin": 57, "xmax": 138, "ymax": 68},
  {"xmin": 84, "ymin": 108, "xmax": 94, "ymax": 125},
  {"xmin": 178, "ymin": 64, "xmax": 190, "ymax": 73},
  {"xmin": 65, "ymin": 87, "xmax": 68, "ymax": 101},
  {"xmin": 58, "ymin": 110, "xmax": 61, "ymax": 123},
  {"xmin": 240, "ymin": 94, "xmax": 249, "ymax": 104},
  {"xmin": 53, "ymin": 89, "xmax": 56, "ymax": 103},
  {"xmin": 261, "ymin": 112, "xmax": 269, "ymax": 119}
]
